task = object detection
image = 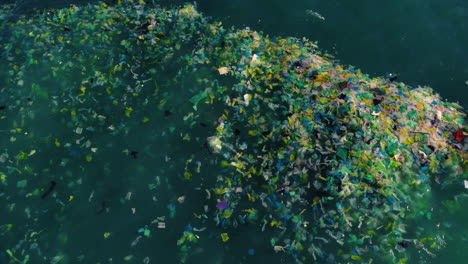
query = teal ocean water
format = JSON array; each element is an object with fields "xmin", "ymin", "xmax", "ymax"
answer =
[{"xmin": 0, "ymin": 1, "xmax": 466, "ymax": 264}]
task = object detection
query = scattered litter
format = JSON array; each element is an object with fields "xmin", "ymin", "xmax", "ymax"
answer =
[
  {"xmin": 216, "ymin": 200, "xmax": 229, "ymax": 209},
  {"xmin": 0, "ymin": 2, "xmax": 465, "ymax": 264},
  {"xmin": 305, "ymin": 10, "xmax": 325, "ymax": 20},
  {"xmin": 218, "ymin": 67, "xmax": 230, "ymax": 75},
  {"xmin": 220, "ymin": 233, "xmax": 229, "ymax": 242},
  {"xmin": 177, "ymin": 196, "xmax": 186, "ymax": 204}
]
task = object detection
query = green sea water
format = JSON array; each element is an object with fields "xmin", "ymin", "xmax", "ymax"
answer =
[{"xmin": 0, "ymin": 1, "xmax": 467, "ymax": 264}]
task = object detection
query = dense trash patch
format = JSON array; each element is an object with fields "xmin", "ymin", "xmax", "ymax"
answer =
[{"xmin": 0, "ymin": 1, "xmax": 466, "ymax": 263}]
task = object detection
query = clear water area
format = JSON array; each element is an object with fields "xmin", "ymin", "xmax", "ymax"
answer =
[{"xmin": 0, "ymin": 1, "xmax": 466, "ymax": 264}]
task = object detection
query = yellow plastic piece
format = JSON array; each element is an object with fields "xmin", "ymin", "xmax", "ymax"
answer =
[
  {"xmin": 244, "ymin": 209, "xmax": 255, "ymax": 214},
  {"xmin": 214, "ymin": 188, "xmax": 228, "ymax": 194},
  {"xmin": 220, "ymin": 233, "xmax": 229, "ymax": 242},
  {"xmin": 222, "ymin": 211, "xmax": 232, "ymax": 218}
]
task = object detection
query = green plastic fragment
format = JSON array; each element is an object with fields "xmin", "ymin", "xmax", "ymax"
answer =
[
  {"xmin": 16, "ymin": 179, "xmax": 27, "ymax": 188},
  {"xmin": 295, "ymin": 242, "xmax": 304, "ymax": 251},
  {"xmin": 336, "ymin": 147, "xmax": 348, "ymax": 160},
  {"xmin": 189, "ymin": 91, "xmax": 208, "ymax": 110},
  {"xmin": 426, "ymin": 212, "xmax": 432, "ymax": 220},
  {"xmin": 16, "ymin": 151, "xmax": 28, "ymax": 160},
  {"xmin": 270, "ymin": 238, "xmax": 276, "ymax": 247},
  {"xmin": 180, "ymin": 245, "xmax": 188, "ymax": 252},
  {"xmin": 177, "ymin": 237, "xmax": 186, "ymax": 246},
  {"xmin": 6, "ymin": 249, "xmax": 21, "ymax": 263},
  {"xmin": 386, "ymin": 143, "xmax": 398, "ymax": 156},
  {"xmin": 50, "ymin": 254, "xmax": 65, "ymax": 264},
  {"xmin": 363, "ymin": 174, "xmax": 375, "ymax": 182}
]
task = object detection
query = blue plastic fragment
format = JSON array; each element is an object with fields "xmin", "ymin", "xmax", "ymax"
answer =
[
  {"xmin": 336, "ymin": 203, "xmax": 343, "ymax": 211},
  {"xmin": 272, "ymin": 201, "xmax": 281, "ymax": 208},
  {"xmin": 167, "ymin": 203, "xmax": 176, "ymax": 211},
  {"xmin": 248, "ymin": 248, "xmax": 255, "ymax": 256},
  {"xmin": 138, "ymin": 228, "xmax": 145, "ymax": 233},
  {"xmin": 237, "ymin": 215, "xmax": 246, "ymax": 225}
]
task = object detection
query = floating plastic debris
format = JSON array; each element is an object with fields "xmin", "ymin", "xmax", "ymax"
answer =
[
  {"xmin": 0, "ymin": 1, "xmax": 465, "ymax": 264},
  {"xmin": 220, "ymin": 233, "xmax": 229, "ymax": 242},
  {"xmin": 305, "ymin": 10, "xmax": 325, "ymax": 20},
  {"xmin": 216, "ymin": 200, "xmax": 229, "ymax": 209}
]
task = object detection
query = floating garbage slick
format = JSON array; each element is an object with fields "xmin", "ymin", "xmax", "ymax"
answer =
[{"xmin": 0, "ymin": 1, "xmax": 466, "ymax": 264}]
